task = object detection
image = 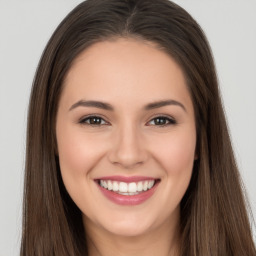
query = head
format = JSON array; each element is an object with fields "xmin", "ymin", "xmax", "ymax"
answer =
[{"xmin": 22, "ymin": 0, "xmax": 255, "ymax": 255}]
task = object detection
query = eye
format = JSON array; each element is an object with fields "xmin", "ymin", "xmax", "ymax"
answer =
[
  {"xmin": 78, "ymin": 115, "xmax": 176, "ymax": 127},
  {"xmin": 79, "ymin": 115, "xmax": 108, "ymax": 126},
  {"xmin": 147, "ymin": 116, "xmax": 176, "ymax": 127}
]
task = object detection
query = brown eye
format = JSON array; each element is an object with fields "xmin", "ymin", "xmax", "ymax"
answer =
[
  {"xmin": 79, "ymin": 116, "xmax": 108, "ymax": 126},
  {"xmin": 148, "ymin": 116, "xmax": 176, "ymax": 126}
]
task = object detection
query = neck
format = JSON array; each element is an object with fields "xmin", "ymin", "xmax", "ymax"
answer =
[{"xmin": 83, "ymin": 211, "xmax": 181, "ymax": 256}]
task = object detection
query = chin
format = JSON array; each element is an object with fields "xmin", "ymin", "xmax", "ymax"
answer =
[
  {"xmin": 100, "ymin": 215, "xmax": 154, "ymax": 237},
  {"xmin": 106, "ymin": 225, "xmax": 150, "ymax": 237}
]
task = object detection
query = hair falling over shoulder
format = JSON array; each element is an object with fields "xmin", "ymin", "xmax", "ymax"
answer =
[{"xmin": 21, "ymin": 0, "xmax": 256, "ymax": 255}]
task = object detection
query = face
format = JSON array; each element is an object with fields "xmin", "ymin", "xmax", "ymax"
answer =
[{"xmin": 56, "ymin": 38, "xmax": 197, "ymax": 238}]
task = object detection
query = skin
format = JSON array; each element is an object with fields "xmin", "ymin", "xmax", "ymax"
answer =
[{"xmin": 56, "ymin": 38, "xmax": 197, "ymax": 256}]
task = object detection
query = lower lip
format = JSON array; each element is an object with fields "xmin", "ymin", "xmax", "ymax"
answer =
[{"xmin": 96, "ymin": 181, "xmax": 159, "ymax": 206}]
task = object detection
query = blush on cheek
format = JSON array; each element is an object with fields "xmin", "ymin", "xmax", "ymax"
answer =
[
  {"xmin": 172, "ymin": 144, "xmax": 195, "ymax": 172},
  {"xmin": 155, "ymin": 134, "xmax": 196, "ymax": 174},
  {"xmin": 58, "ymin": 136, "xmax": 83, "ymax": 172},
  {"xmin": 57, "ymin": 126, "xmax": 109, "ymax": 183}
]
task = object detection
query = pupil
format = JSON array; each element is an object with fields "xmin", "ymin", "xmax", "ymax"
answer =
[
  {"xmin": 91, "ymin": 117, "xmax": 101, "ymax": 124},
  {"xmin": 156, "ymin": 118, "xmax": 166, "ymax": 125}
]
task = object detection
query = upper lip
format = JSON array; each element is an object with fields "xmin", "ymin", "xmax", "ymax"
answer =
[{"xmin": 95, "ymin": 175, "xmax": 159, "ymax": 183}]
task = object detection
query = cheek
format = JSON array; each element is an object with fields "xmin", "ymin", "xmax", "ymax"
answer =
[
  {"xmin": 150, "ymin": 129, "xmax": 196, "ymax": 214},
  {"xmin": 56, "ymin": 124, "xmax": 105, "ymax": 180},
  {"xmin": 56, "ymin": 124, "xmax": 107, "ymax": 215},
  {"xmin": 153, "ymin": 129, "xmax": 196, "ymax": 174},
  {"xmin": 151, "ymin": 128, "xmax": 196, "ymax": 202}
]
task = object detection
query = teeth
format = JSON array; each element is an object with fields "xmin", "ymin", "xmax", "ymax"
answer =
[
  {"xmin": 143, "ymin": 181, "xmax": 148, "ymax": 191},
  {"xmin": 107, "ymin": 180, "xmax": 113, "ymax": 191},
  {"xmin": 113, "ymin": 181, "xmax": 118, "ymax": 192},
  {"xmin": 101, "ymin": 180, "xmax": 108, "ymax": 189},
  {"xmin": 148, "ymin": 180, "xmax": 154, "ymax": 189},
  {"xmin": 99, "ymin": 179, "xmax": 156, "ymax": 194},
  {"xmin": 137, "ymin": 182, "xmax": 143, "ymax": 192},
  {"xmin": 128, "ymin": 182, "xmax": 137, "ymax": 193},
  {"xmin": 118, "ymin": 192, "xmax": 140, "ymax": 195},
  {"xmin": 119, "ymin": 182, "xmax": 128, "ymax": 192}
]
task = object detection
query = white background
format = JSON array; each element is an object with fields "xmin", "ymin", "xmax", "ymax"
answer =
[{"xmin": 0, "ymin": 0, "xmax": 255, "ymax": 255}]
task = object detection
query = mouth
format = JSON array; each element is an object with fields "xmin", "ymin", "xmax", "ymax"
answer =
[{"xmin": 94, "ymin": 176, "xmax": 160, "ymax": 205}]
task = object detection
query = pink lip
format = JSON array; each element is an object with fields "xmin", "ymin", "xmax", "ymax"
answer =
[{"xmin": 95, "ymin": 177, "xmax": 160, "ymax": 206}]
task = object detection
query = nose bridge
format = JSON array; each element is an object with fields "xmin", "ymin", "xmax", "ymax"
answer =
[{"xmin": 108, "ymin": 119, "xmax": 147, "ymax": 168}]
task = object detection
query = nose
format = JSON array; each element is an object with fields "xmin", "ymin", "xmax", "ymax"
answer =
[{"xmin": 108, "ymin": 124, "xmax": 148, "ymax": 169}]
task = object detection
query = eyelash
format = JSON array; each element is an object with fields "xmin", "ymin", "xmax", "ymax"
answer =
[{"xmin": 78, "ymin": 115, "xmax": 177, "ymax": 127}]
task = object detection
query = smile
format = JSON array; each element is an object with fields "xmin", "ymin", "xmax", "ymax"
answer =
[
  {"xmin": 95, "ymin": 176, "xmax": 160, "ymax": 205},
  {"xmin": 99, "ymin": 180, "xmax": 155, "ymax": 195}
]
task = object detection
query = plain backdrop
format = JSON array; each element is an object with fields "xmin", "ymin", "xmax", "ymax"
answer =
[{"xmin": 0, "ymin": 0, "xmax": 256, "ymax": 255}]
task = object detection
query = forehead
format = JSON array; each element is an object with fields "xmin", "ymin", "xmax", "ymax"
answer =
[{"xmin": 61, "ymin": 38, "xmax": 193, "ymax": 113}]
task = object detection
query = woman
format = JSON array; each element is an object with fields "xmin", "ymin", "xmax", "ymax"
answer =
[{"xmin": 20, "ymin": 0, "xmax": 256, "ymax": 255}]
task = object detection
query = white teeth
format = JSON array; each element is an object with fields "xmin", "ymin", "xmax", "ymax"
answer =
[
  {"xmin": 119, "ymin": 192, "xmax": 129, "ymax": 195},
  {"xmin": 103, "ymin": 180, "xmax": 107, "ymax": 189},
  {"xmin": 107, "ymin": 180, "xmax": 113, "ymax": 191},
  {"xmin": 129, "ymin": 192, "xmax": 139, "ymax": 195},
  {"xmin": 143, "ymin": 181, "xmax": 148, "ymax": 191},
  {"xmin": 118, "ymin": 192, "xmax": 139, "ymax": 196},
  {"xmin": 99, "ymin": 179, "xmax": 156, "ymax": 194},
  {"xmin": 148, "ymin": 180, "xmax": 154, "ymax": 189},
  {"xmin": 128, "ymin": 182, "xmax": 137, "ymax": 193},
  {"xmin": 137, "ymin": 181, "xmax": 143, "ymax": 192},
  {"xmin": 119, "ymin": 182, "xmax": 128, "ymax": 193},
  {"xmin": 113, "ymin": 181, "xmax": 118, "ymax": 191}
]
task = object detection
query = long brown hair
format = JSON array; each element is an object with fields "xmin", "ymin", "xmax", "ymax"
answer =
[{"xmin": 21, "ymin": 0, "xmax": 256, "ymax": 255}]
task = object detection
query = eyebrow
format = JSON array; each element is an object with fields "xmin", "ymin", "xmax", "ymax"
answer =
[{"xmin": 69, "ymin": 99, "xmax": 186, "ymax": 112}]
